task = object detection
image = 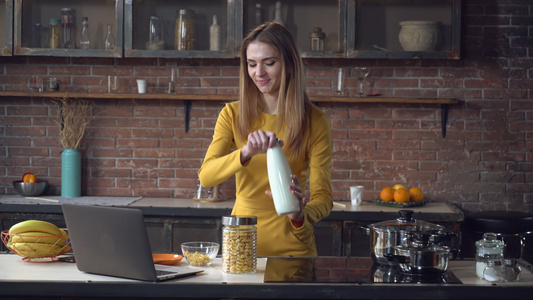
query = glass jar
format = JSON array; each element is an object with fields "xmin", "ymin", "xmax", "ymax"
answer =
[
  {"xmin": 483, "ymin": 259, "xmax": 504, "ymax": 282},
  {"xmin": 61, "ymin": 8, "xmax": 75, "ymax": 48},
  {"xmin": 222, "ymin": 215, "xmax": 257, "ymax": 274},
  {"xmin": 49, "ymin": 19, "xmax": 61, "ymax": 49},
  {"xmin": 503, "ymin": 258, "xmax": 522, "ymax": 282},
  {"xmin": 174, "ymin": 9, "xmax": 196, "ymax": 50},
  {"xmin": 146, "ymin": 16, "xmax": 164, "ymax": 50},
  {"xmin": 475, "ymin": 232, "xmax": 504, "ymax": 279}
]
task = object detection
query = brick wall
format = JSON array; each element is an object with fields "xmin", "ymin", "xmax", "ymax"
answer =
[{"xmin": 1, "ymin": 0, "xmax": 532, "ymax": 213}]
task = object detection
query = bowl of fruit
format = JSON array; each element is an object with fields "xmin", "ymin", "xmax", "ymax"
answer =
[{"xmin": 13, "ymin": 173, "xmax": 48, "ymax": 197}]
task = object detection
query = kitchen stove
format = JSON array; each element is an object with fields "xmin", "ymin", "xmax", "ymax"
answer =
[{"xmin": 264, "ymin": 257, "xmax": 462, "ymax": 284}]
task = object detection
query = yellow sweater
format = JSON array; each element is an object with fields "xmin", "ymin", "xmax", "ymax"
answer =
[{"xmin": 198, "ymin": 102, "xmax": 332, "ymax": 256}]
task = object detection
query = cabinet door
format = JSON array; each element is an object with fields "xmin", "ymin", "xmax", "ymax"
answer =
[
  {"xmin": 124, "ymin": 0, "xmax": 236, "ymax": 58},
  {"xmin": 1, "ymin": 0, "xmax": 13, "ymax": 56},
  {"xmin": 237, "ymin": 0, "xmax": 348, "ymax": 58},
  {"xmin": 14, "ymin": 0, "xmax": 124, "ymax": 57},
  {"xmin": 347, "ymin": 0, "xmax": 461, "ymax": 59}
]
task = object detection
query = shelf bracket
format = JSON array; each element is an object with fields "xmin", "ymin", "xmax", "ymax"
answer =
[
  {"xmin": 184, "ymin": 100, "xmax": 191, "ymax": 133},
  {"xmin": 441, "ymin": 104, "xmax": 449, "ymax": 138}
]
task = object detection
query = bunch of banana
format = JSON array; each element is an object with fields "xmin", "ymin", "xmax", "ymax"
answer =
[{"xmin": 7, "ymin": 220, "xmax": 69, "ymax": 258}]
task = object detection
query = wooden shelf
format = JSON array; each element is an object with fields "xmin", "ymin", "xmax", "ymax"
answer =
[
  {"xmin": 0, "ymin": 91, "xmax": 458, "ymax": 137},
  {"xmin": 0, "ymin": 91, "xmax": 459, "ymax": 104}
]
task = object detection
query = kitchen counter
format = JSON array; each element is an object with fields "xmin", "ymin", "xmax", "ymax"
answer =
[
  {"xmin": 0, "ymin": 196, "xmax": 464, "ymax": 222},
  {"xmin": 0, "ymin": 196, "xmax": 464, "ymax": 257},
  {"xmin": 0, "ymin": 254, "xmax": 531, "ymax": 299}
]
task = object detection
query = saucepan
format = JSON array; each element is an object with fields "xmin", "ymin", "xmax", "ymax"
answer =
[
  {"xmin": 361, "ymin": 210, "xmax": 445, "ymax": 265},
  {"xmin": 385, "ymin": 232, "xmax": 458, "ymax": 275}
]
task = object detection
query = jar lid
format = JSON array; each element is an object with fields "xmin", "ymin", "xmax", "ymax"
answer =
[
  {"xmin": 61, "ymin": 8, "xmax": 74, "ymax": 12},
  {"xmin": 222, "ymin": 215, "xmax": 257, "ymax": 225}
]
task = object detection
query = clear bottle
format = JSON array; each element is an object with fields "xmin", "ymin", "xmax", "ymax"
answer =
[
  {"xmin": 79, "ymin": 17, "xmax": 90, "ymax": 49},
  {"xmin": 174, "ymin": 9, "xmax": 196, "ymax": 50},
  {"xmin": 222, "ymin": 215, "xmax": 257, "ymax": 274},
  {"xmin": 503, "ymin": 258, "xmax": 522, "ymax": 282},
  {"xmin": 272, "ymin": 1, "xmax": 284, "ymax": 26},
  {"xmin": 146, "ymin": 16, "xmax": 164, "ymax": 50},
  {"xmin": 266, "ymin": 138, "xmax": 300, "ymax": 215},
  {"xmin": 104, "ymin": 24, "xmax": 115, "ymax": 50},
  {"xmin": 475, "ymin": 232, "xmax": 504, "ymax": 279},
  {"xmin": 254, "ymin": 3, "xmax": 263, "ymax": 27},
  {"xmin": 209, "ymin": 15, "xmax": 220, "ymax": 51},
  {"xmin": 61, "ymin": 8, "xmax": 75, "ymax": 48},
  {"xmin": 49, "ymin": 18, "xmax": 61, "ymax": 49}
]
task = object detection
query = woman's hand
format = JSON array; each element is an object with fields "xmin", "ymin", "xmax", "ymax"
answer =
[
  {"xmin": 287, "ymin": 175, "xmax": 306, "ymax": 222},
  {"xmin": 264, "ymin": 174, "xmax": 307, "ymax": 222},
  {"xmin": 240, "ymin": 130, "xmax": 281, "ymax": 164}
]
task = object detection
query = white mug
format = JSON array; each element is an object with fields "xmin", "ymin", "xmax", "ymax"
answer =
[
  {"xmin": 350, "ymin": 186, "xmax": 364, "ymax": 205},
  {"xmin": 136, "ymin": 79, "xmax": 147, "ymax": 94}
]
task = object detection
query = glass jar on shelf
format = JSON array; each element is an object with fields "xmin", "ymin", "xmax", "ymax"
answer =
[
  {"xmin": 146, "ymin": 16, "xmax": 164, "ymax": 50},
  {"xmin": 475, "ymin": 232, "xmax": 504, "ymax": 279},
  {"xmin": 61, "ymin": 8, "xmax": 75, "ymax": 49},
  {"xmin": 79, "ymin": 17, "xmax": 90, "ymax": 49},
  {"xmin": 174, "ymin": 9, "xmax": 196, "ymax": 50}
]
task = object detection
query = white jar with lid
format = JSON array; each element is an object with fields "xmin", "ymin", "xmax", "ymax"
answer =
[
  {"xmin": 222, "ymin": 215, "xmax": 257, "ymax": 274},
  {"xmin": 475, "ymin": 232, "xmax": 504, "ymax": 279}
]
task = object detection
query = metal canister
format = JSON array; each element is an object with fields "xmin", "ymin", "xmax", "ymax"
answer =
[{"xmin": 222, "ymin": 215, "xmax": 257, "ymax": 274}]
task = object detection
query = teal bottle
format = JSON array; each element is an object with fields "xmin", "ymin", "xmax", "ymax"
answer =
[{"xmin": 61, "ymin": 148, "xmax": 81, "ymax": 197}]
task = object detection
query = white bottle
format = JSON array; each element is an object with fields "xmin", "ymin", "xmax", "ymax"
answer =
[
  {"xmin": 272, "ymin": 1, "xmax": 285, "ymax": 26},
  {"xmin": 267, "ymin": 139, "xmax": 299, "ymax": 215},
  {"xmin": 209, "ymin": 15, "xmax": 221, "ymax": 51}
]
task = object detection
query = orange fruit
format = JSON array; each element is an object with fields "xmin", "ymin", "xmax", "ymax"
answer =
[
  {"xmin": 380, "ymin": 187, "xmax": 395, "ymax": 202},
  {"xmin": 22, "ymin": 173, "xmax": 37, "ymax": 183},
  {"xmin": 409, "ymin": 187, "xmax": 424, "ymax": 202},
  {"xmin": 393, "ymin": 188, "xmax": 410, "ymax": 203}
]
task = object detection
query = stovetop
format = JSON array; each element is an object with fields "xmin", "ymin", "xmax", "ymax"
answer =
[{"xmin": 263, "ymin": 257, "xmax": 462, "ymax": 284}]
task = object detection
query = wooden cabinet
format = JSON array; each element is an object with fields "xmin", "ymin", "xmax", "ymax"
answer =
[
  {"xmin": 0, "ymin": 0, "xmax": 13, "ymax": 56},
  {"xmin": 2, "ymin": 0, "xmax": 461, "ymax": 59}
]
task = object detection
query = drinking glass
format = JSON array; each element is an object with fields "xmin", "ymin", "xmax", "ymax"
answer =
[
  {"xmin": 353, "ymin": 67, "xmax": 370, "ymax": 97},
  {"xmin": 333, "ymin": 68, "xmax": 347, "ymax": 96}
]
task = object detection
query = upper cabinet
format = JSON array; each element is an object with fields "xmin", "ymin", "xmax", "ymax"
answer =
[
  {"xmin": 347, "ymin": 0, "xmax": 461, "ymax": 59},
  {"xmin": 13, "ymin": 0, "xmax": 123, "ymax": 57},
  {"xmin": 2, "ymin": 0, "xmax": 461, "ymax": 59},
  {"xmin": 124, "ymin": 0, "xmax": 236, "ymax": 58},
  {"xmin": 237, "ymin": 0, "xmax": 347, "ymax": 58}
]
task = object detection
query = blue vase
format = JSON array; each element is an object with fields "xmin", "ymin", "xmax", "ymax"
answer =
[{"xmin": 61, "ymin": 148, "xmax": 81, "ymax": 197}]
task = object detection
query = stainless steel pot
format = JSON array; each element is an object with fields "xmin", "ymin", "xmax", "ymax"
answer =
[
  {"xmin": 361, "ymin": 210, "xmax": 444, "ymax": 265},
  {"xmin": 386, "ymin": 233, "xmax": 454, "ymax": 275}
]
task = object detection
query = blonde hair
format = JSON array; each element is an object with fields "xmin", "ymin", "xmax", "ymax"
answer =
[{"xmin": 238, "ymin": 22, "xmax": 312, "ymax": 159}]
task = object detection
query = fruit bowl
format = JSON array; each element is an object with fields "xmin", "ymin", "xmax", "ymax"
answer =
[
  {"xmin": 181, "ymin": 241, "xmax": 219, "ymax": 267},
  {"xmin": 1, "ymin": 229, "xmax": 71, "ymax": 262},
  {"xmin": 12, "ymin": 181, "xmax": 48, "ymax": 197}
]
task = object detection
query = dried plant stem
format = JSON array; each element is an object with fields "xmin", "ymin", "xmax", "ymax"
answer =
[{"xmin": 53, "ymin": 97, "xmax": 94, "ymax": 149}]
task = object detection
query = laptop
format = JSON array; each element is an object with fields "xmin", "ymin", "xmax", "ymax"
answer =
[{"xmin": 61, "ymin": 204, "xmax": 203, "ymax": 282}]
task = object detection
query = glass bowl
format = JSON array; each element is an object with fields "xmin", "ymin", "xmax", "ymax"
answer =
[{"xmin": 181, "ymin": 241, "xmax": 219, "ymax": 267}]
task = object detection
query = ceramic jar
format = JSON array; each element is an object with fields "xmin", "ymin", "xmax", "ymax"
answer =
[{"xmin": 398, "ymin": 21, "xmax": 439, "ymax": 51}]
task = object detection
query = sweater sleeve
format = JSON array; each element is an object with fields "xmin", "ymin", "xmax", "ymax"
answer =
[
  {"xmin": 301, "ymin": 110, "xmax": 333, "ymax": 224},
  {"xmin": 198, "ymin": 104, "xmax": 245, "ymax": 188}
]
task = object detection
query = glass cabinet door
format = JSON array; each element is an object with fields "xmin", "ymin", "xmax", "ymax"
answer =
[
  {"xmin": 1, "ymin": 0, "xmax": 13, "ymax": 56},
  {"xmin": 347, "ymin": 0, "xmax": 461, "ymax": 59},
  {"xmin": 14, "ymin": 0, "xmax": 124, "ymax": 57},
  {"xmin": 124, "ymin": 0, "xmax": 236, "ymax": 58},
  {"xmin": 237, "ymin": 0, "xmax": 348, "ymax": 58}
]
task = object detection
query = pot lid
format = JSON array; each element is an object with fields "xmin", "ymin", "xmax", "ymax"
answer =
[{"xmin": 368, "ymin": 210, "xmax": 444, "ymax": 232}]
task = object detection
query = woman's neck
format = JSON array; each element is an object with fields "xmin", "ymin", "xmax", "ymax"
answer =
[{"xmin": 262, "ymin": 93, "xmax": 278, "ymax": 115}]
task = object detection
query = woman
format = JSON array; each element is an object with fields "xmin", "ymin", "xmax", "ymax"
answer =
[{"xmin": 198, "ymin": 23, "xmax": 332, "ymax": 256}]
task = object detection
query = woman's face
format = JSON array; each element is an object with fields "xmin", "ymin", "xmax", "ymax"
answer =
[{"xmin": 246, "ymin": 41, "xmax": 282, "ymax": 98}]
